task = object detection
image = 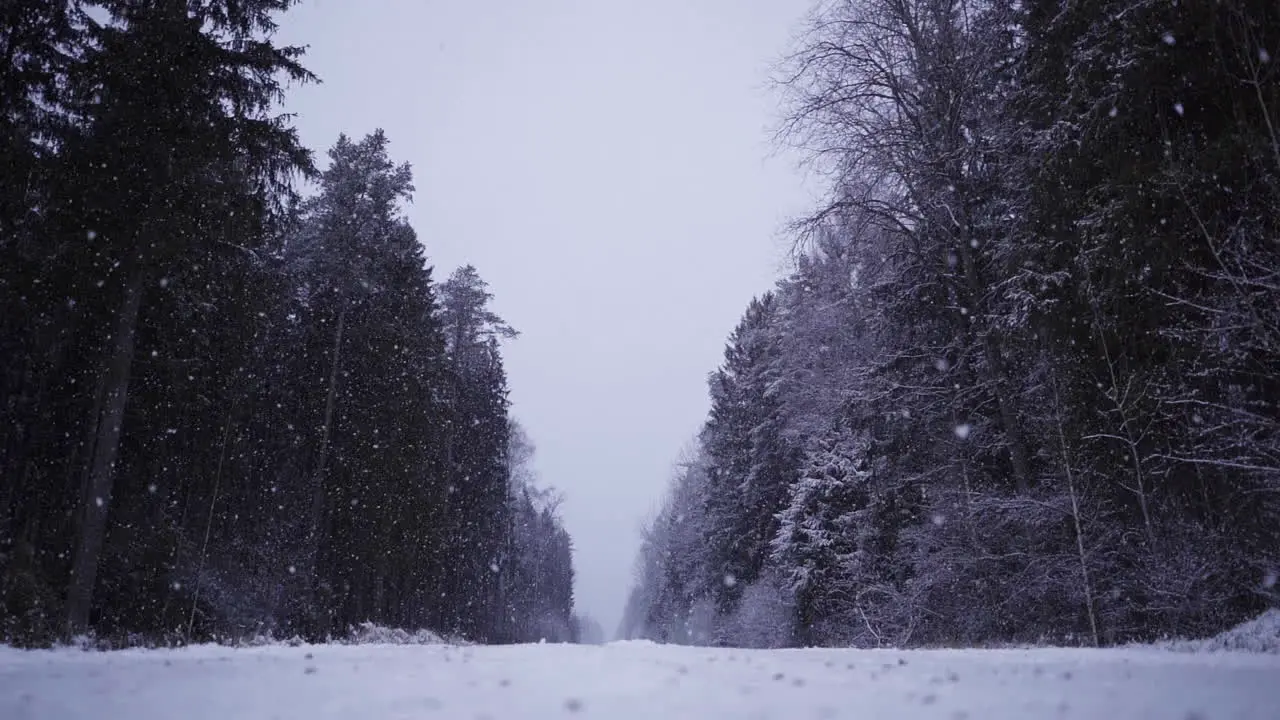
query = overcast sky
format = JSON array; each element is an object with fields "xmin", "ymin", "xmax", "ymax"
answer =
[{"xmin": 277, "ymin": 0, "xmax": 817, "ymax": 636}]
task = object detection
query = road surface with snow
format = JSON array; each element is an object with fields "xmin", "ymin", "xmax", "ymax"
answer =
[{"xmin": 2, "ymin": 640, "xmax": 1277, "ymax": 719}]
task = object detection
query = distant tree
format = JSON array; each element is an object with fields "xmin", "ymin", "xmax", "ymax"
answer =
[{"xmin": 572, "ymin": 614, "xmax": 605, "ymax": 644}]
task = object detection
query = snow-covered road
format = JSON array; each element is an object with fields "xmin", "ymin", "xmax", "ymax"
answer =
[{"xmin": 2, "ymin": 640, "xmax": 1277, "ymax": 720}]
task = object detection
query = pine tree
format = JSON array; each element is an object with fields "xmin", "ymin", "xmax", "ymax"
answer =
[
  {"xmin": 1014, "ymin": 0, "xmax": 1280, "ymax": 638},
  {"xmin": 2, "ymin": 3, "xmax": 578, "ymax": 648},
  {"xmin": 0, "ymin": 0, "xmax": 87, "ymax": 645},
  {"xmin": 438, "ymin": 265, "xmax": 519, "ymax": 641},
  {"xmin": 770, "ymin": 429, "xmax": 868, "ymax": 646},
  {"xmin": 700, "ymin": 294, "xmax": 798, "ymax": 618},
  {"xmin": 50, "ymin": 0, "xmax": 313, "ymax": 638},
  {"xmin": 282, "ymin": 130, "xmax": 452, "ymax": 637}
]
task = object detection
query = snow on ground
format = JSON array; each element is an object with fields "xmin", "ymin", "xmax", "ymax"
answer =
[
  {"xmin": 1155, "ymin": 609, "xmax": 1280, "ymax": 655},
  {"xmin": 2, "ymin": 639, "xmax": 1278, "ymax": 720}
]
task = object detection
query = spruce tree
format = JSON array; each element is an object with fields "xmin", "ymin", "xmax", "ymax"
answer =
[{"xmin": 50, "ymin": 0, "xmax": 313, "ymax": 638}]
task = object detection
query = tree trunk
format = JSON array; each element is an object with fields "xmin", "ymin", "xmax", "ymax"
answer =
[
  {"xmin": 187, "ymin": 403, "xmax": 234, "ymax": 638},
  {"xmin": 1053, "ymin": 378, "xmax": 1100, "ymax": 647},
  {"xmin": 1093, "ymin": 319, "xmax": 1155, "ymax": 544},
  {"xmin": 954, "ymin": 205, "xmax": 1032, "ymax": 492},
  {"xmin": 309, "ymin": 304, "xmax": 345, "ymax": 541},
  {"xmin": 66, "ymin": 260, "xmax": 146, "ymax": 637},
  {"xmin": 982, "ymin": 331, "xmax": 1032, "ymax": 491},
  {"xmin": 305, "ymin": 303, "xmax": 346, "ymax": 634}
]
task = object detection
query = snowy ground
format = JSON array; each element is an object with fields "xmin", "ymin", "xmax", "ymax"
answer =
[{"xmin": 2, "ymin": 639, "xmax": 1278, "ymax": 720}]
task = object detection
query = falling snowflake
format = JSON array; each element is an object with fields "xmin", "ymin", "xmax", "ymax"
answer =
[
  {"xmin": 147, "ymin": 483, "xmax": 157, "ymax": 494},
  {"xmin": 1259, "ymin": 48, "xmax": 1271, "ymax": 64},
  {"xmin": 1264, "ymin": 571, "xmax": 1277, "ymax": 589},
  {"xmin": 1161, "ymin": 32, "xmax": 1175, "ymax": 46},
  {"xmin": 934, "ymin": 358, "xmax": 949, "ymax": 372},
  {"xmin": 1109, "ymin": 106, "xmax": 1118, "ymax": 118},
  {"xmin": 159, "ymin": 277, "xmax": 170, "ymax": 288},
  {"xmin": 931, "ymin": 514, "xmax": 947, "ymax": 527},
  {"xmin": 1173, "ymin": 102, "xmax": 1185, "ymax": 116},
  {"xmin": 490, "ymin": 563, "xmax": 500, "ymax": 573},
  {"xmin": 289, "ymin": 565, "xmax": 297, "ymax": 575},
  {"xmin": 94, "ymin": 496, "xmax": 104, "ymax": 507},
  {"xmin": 954, "ymin": 424, "xmax": 972, "ymax": 440},
  {"xmin": 723, "ymin": 574, "xmax": 737, "ymax": 588}
]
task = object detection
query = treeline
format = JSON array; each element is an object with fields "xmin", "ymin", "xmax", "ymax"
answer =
[
  {"xmin": 1, "ymin": 1, "xmax": 574, "ymax": 647},
  {"xmin": 622, "ymin": 0, "xmax": 1279, "ymax": 648}
]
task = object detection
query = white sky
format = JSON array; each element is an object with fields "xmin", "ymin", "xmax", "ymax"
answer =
[{"xmin": 277, "ymin": 0, "xmax": 817, "ymax": 636}]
